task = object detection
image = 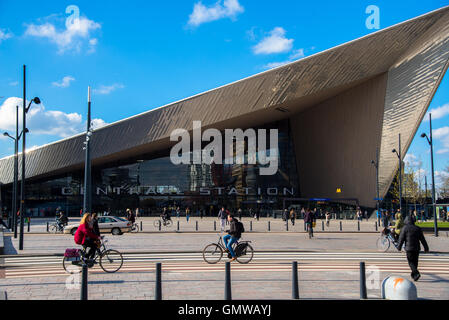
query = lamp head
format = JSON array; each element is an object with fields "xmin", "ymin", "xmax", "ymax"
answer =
[
  {"xmin": 3, "ymin": 132, "xmax": 8, "ymax": 137},
  {"xmin": 24, "ymin": 128, "xmax": 29, "ymax": 133},
  {"xmin": 421, "ymin": 133, "xmax": 427, "ymax": 138},
  {"xmin": 392, "ymin": 149, "xmax": 397, "ymax": 154},
  {"xmin": 32, "ymin": 97, "xmax": 41, "ymax": 105}
]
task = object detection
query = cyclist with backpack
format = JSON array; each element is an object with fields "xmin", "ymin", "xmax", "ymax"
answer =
[{"xmin": 223, "ymin": 215, "xmax": 245, "ymax": 262}]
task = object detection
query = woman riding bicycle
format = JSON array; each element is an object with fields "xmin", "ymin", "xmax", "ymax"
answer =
[{"xmin": 74, "ymin": 213, "xmax": 100, "ymax": 261}]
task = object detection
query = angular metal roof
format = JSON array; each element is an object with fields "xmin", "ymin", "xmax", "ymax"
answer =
[{"xmin": 1, "ymin": 6, "xmax": 449, "ymax": 202}]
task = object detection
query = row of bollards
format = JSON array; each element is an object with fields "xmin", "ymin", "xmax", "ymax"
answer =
[{"xmin": 79, "ymin": 260, "xmax": 369, "ymax": 300}]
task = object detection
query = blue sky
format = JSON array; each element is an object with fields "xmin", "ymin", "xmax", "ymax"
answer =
[{"xmin": 0, "ymin": 0, "xmax": 448, "ymax": 187}]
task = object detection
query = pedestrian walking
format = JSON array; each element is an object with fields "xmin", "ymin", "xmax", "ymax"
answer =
[
  {"xmin": 397, "ymin": 216, "xmax": 429, "ymax": 282},
  {"xmin": 289, "ymin": 208, "xmax": 296, "ymax": 226},
  {"xmin": 238, "ymin": 208, "xmax": 242, "ymax": 220},
  {"xmin": 283, "ymin": 209, "xmax": 289, "ymax": 227},
  {"xmin": 325, "ymin": 211, "xmax": 331, "ymax": 228},
  {"xmin": 304, "ymin": 208, "xmax": 314, "ymax": 239},
  {"xmin": 218, "ymin": 207, "xmax": 227, "ymax": 231},
  {"xmin": 176, "ymin": 207, "xmax": 180, "ymax": 219},
  {"xmin": 186, "ymin": 207, "xmax": 191, "ymax": 222}
]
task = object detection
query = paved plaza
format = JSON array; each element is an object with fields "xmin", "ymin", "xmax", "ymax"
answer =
[{"xmin": 1, "ymin": 227, "xmax": 449, "ymax": 300}]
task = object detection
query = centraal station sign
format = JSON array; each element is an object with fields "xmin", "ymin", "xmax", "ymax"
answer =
[{"xmin": 61, "ymin": 186, "xmax": 295, "ymax": 197}]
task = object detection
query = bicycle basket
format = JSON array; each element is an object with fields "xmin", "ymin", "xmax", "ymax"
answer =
[{"xmin": 64, "ymin": 249, "xmax": 81, "ymax": 262}]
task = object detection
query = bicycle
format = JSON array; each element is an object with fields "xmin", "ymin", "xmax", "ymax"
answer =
[
  {"xmin": 130, "ymin": 221, "xmax": 140, "ymax": 232},
  {"xmin": 49, "ymin": 220, "xmax": 66, "ymax": 234},
  {"xmin": 376, "ymin": 228, "xmax": 400, "ymax": 252},
  {"xmin": 63, "ymin": 236, "xmax": 124, "ymax": 274},
  {"xmin": 202, "ymin": 234, "xmax": 254, "ymax": 264},
  {"xmin": 153, "ymin": 217, "xmax": 173, "ymax": 228}
]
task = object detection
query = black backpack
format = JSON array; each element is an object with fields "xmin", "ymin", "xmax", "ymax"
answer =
[{"xmin": 236, "ymin": 221, "xmax": 245, "ymax": 233}]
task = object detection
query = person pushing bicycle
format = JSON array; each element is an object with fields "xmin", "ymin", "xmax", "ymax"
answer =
[{"xmin": 224, "ymin": 215, "xmax": 245, "ymax": 262}]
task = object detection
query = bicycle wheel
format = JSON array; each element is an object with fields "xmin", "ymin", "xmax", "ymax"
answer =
[
  {"xmin": 235, "ymin": 243, "xmax": 254, "ymax": 264},
  {"xmin": 153, "ymin": 220, "xmax": 161, "ymax": 228},
  {"xmin": 202, "ymin": 244, "xmax": 223, "ymax": 264},
  {"xmin": 165, "ymin": 220, "xmax": 173, "ymax": 227},
  {"xmin": 49, "ymin": 224, "xmax": 58, "ymax": 234},
  {"xmin": 100, "ymin": 249, "xmax": 123, "ymax": 273},
  {"xmin": 376, "ymin": 235, "xmax": 391, "ymax": 252},
  {"xmin": 131, "ymin": 223, "xmax": 139, "ymax": 232},
  {"xmin": 62, "ymin": 256, "xmax": 82, "ymax": 274}
]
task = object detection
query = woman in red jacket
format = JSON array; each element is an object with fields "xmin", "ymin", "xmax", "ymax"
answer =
[{"xmin": 74, "ymin": 213, "xmax": 100, "ymax": 260}]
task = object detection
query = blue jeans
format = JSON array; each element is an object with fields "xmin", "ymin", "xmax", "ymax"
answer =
[{"xmin": 223, "ymin": 234, "xmax": 239, "ymax": 258}]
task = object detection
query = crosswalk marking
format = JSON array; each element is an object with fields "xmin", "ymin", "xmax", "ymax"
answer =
[{"xmin": 3, "ymin": 251, "xmax": 449, "ymax": 279}]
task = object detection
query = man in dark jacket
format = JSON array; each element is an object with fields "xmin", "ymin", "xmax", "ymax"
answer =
[
  {"xmin": 398, "ymin": 216, "xmax": 429, "ymax": 281},
  {"xmin": 223, "ymin": 215, "xmax": 244, "ymax": 262}
]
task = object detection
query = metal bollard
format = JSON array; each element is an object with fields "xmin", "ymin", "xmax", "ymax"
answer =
[
  {"xmin": 46, "ymin": 222, "xmax": 49, "ymax": 232},
  {"xmin": 360, "ymin": 262, "xmax": 367, "ymax": 299},
  {"xmin": 155, "ymin": 263, "xmax": 162, "ymax": 300},
  {"xmin": 340, "ymin": 221, "xmax": 342, "ymax": 231},
  {"xmin": 250, "ymin": 221, "xmax": 253, "ymax": 232},
  {"xmin": 292, "ymin": 261, "xmax": 299, "ymax": 300},
  {"xmin": 27, "ymin": 219, "xmax": 30, "ymax": 232},
  {"xmin": 196, "ymin": 221, "xmax": 198, "ymax": 231},
  {"xmin": 375, "ymin": 222, "xmax": 378, "ymax": 232},
  {"xmin": 286, "ymin": 221, "xmax": 289, "ymax": 231},
  {"xmin": 304, "ymin": 222, "xmax": 306, "ymax": 231},
  {"xmin": 140, "ymin": 221, "xmax": 143, "ymax": 232},
  {"xmin": 268, "ymin": 221, "xmax": 271, "ymax": 232},
  {"xmin": 358, "ymin": 221, "xmax": 360, "ymax": 232},
  {"xmin": 214, "ymin": 221, "xmax": 216, "ymax": 231},
  {"xmin": 322, "ymin": 221, "xmax": 324, "ymax": 231},
  {"xmin": 81, "ymin": 264, "xmax": 88, "ymax": 300},
  {"xmin": 159, "ymin": 221, "xmax": 161, "ymax": 232},
  {"xmin": 225, "ymin": 262, "xmax": 232, "ymax": 300},
  {"xmin": 177, "ymin": 220, "xmax": 180, "ymax": 231}
]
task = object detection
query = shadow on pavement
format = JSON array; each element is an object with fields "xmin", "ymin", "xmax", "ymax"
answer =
[{"xmin": 3, "ymin": 236, "xmax": 18, "ymax": 255}]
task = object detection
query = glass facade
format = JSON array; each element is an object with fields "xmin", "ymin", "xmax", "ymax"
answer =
[{"xmin": 1, "ymin": 120, "xmax": 300, "ymax": 217}]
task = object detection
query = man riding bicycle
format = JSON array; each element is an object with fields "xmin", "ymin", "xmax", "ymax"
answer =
[
  {"xmin": 223, "ymin": 215, "xmax": 245, "ymax": 262},
  {"xmin": 161, "ymin": 207, "xmax": 171, "ymax": 224},
  {"xmin": 56, "ymin": 212, "xmax": 69, "ymax": 230}
]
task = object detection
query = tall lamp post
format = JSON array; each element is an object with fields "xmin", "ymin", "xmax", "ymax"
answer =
[
  {"xmin": 83, "ymin": 87, "xmax": 93, "ymax": 215},
  {"xmin": 3, "ymin": 124, "xmax": 27, "ymax": 238},
  {"xmin": 371, "ymin": 147, "xmax": 380, "ymax": 226},
  {"xmin": 19, "ymin": 64, "xmax": 41, "ymax": 250},
  {"xmin": 421, "ymin": 113, "xmax": 438, "ymax": 237},
  {"xmin": 392, "ymin": 134, "xmax": 403, "ymax": 217}
]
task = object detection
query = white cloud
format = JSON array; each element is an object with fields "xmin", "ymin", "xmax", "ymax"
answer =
[
  {"xmin": 0, "ymin": 97, "xmax": 107, "ymax": 139},
  {"xmin": 9, "ymin": 81, "xmax": 18, "ymax": 86},
  {"xmin": 52, "ymin": 76, "xmax": 75, "ymax": 88},
  {"xmin": 0, "ymin": 28, "xmax": 13, "ymax": 43},
  {"xmin": 253, "ymin": 27, "xmax": 293, "ymax": 55},
  {"xmin": 93, "ymin": 83, "xmax": 124, "ymax": 95},
  {"xmin": 425, "ymin": 103, "xmax": 449, "ymax": 121},
  {"xmin": 404, "ymin": 153, "xmax": 422, "ymax": 168},
  {"xmin": 188, "ymin": 0, "xmax": 244, "ymax": 27},
  {"xmin": 24, "ymin": 16, "xmax": 100, "ymax": 54},
  {"xmin": 432, "ymin": 126, "xmax": 449, "ymax": 154}
]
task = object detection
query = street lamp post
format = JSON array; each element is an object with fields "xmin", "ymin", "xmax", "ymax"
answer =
[
  {"xmin": 392, "ymin": 134, "xmax": 403, "ymax": 217},
  {"xmin": 421, "ymin": 113, "xmax": 438, "ymax": 237},
  {"xmin": 371, "ymin": 147, "xmax": 380, "ymax": 226},
  {"xmin": 19, "ymin": 65, "xmax": 41, "ymax": 250},
  {"xmin": 83, "ymin": 87, "xmax": 92, "ymax": 215}
]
